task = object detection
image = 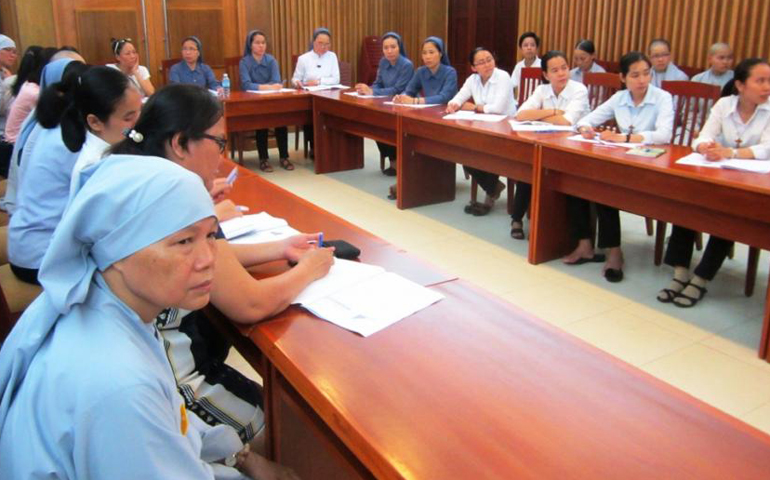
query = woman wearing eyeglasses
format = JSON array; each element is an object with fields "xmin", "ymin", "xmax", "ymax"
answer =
[
  {"xmin": 169, "ymin": 36, "xmax": 219, "ymax": 91},
  {"xmin": 107, "ymin": 38, "xmax": 155, "ymax": 97}
]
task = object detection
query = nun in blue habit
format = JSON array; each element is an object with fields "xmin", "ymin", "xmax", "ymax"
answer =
[
  {"xmin": 0, "ymin": 155, "xmax": 251, "ymax": 479},
  {"xmin": 398, "ymin": 36, "xmax": 458, "ymax": 106}
]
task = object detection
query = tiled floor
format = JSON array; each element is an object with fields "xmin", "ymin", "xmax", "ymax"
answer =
[{"xmin": 226, "ymin": 136, "xmax": 770, "ymax": 435}]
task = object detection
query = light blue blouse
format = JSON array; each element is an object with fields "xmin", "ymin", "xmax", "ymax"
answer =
[
  {"xmin": 169, "ymin": 61, "xmax": 219, "ymax": 90},
  {"xmin": 239, "ymin": 54, "xmax": 281, "ymax": 90},
  {"xmin": 371, "ymin": 55, "xmax": 414, "ymax": 96}
]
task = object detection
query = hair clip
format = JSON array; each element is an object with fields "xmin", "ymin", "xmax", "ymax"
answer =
[{"xmin": 124, "ymin": 129, "xmax": 144, "ymax": 143}]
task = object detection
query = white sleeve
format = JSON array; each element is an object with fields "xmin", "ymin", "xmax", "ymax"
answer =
[
  {"xmin": 517, "ymin": 85, "xmax": 543, "ymax": 112},
  {"xmin": 511, "ymin": 63, "xmax": 522, "ymax": 89},
  {"xmin": 691, "ymin": 98, "xmax": 725, "ymax": 151},
  {"xmin": 292, "ymin": 55, "xmax": 306, "ymax": 83},
  {"xmin": 483, "ymin": 73, "xmax": 515, "ymax": 115},
  {"xmin": 320, "ymin": 53, "xmax": 340, "ymax": 85},
  {"xmin": 562, "ymin": 85, "xmax": 590, "ymax": 125},
  {"xmin": 641, "ymin": 91, "xmax": 674, "ymax": 145},
  {"xmin": 449, "ymin": 75, "xmax": 474, "ymax": 106},
  {"xmin": 139, "ymin": 65, "xmax": 151, "ymax": 80},
  {"xmin": 577, "ymin": 93, "xmax": 617, "ymax": 129},
  {"xmin": 750, "ymin": 117, "xmax": 770, "ymax": 159}
]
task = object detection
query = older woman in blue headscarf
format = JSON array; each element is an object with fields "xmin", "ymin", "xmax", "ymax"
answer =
[
  {"xmin": 394, "ymin": 36, "xmax": 457, "ymax": 106},
  {"xmin": 0, "ymin": 154, "xmax": 270, "ymax": 478},
  {"xmin": 355, "ymin": 31, "xmax": 414, "ymax": 176},
  {"xmin": 291, "ymin": 27, "xmax": 340, "ymax": 155},
  {"xmin": 169, "ymin": 36, "xmax": 219, "ymax": 90},
  {"xmin": 239, "ymin": 30, "xmax": 292, "ymax": 171}
]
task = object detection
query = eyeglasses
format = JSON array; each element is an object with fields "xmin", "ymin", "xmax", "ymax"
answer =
[
  {"xmin": 1, "ymin": 48, "xmax": 17, "ymax": 54},
  {"xmin": 649, "ymin": 53, "xmax": 670, "ymax": 60},
  {"xmin": 473, "ymin": 57, "xmax": 494, "ymax": 67},
  {"xmin": 201, "ymin": 134, "xmax": 227, "ymax": 154},
  {"xmin": 182, "ymin": 46, "xmax": 199, "ymax": 52}
]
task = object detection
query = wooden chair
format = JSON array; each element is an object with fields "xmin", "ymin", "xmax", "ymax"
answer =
[
  {"xmin": 161, "ymin": 57, "xmax": 182, "ymax": 86},
  {"xmin": 594, "ymin": 59, "xmax": 620, "ymax": 74},
  {"xmin": 517, "ymin": 67, "xmax": 543, "ymax": 106},
  {"xmin": 358, "ymin": 36, "xmax": 382, "ymax": 86},
  {"xmin": 339, "ymin": 60, "xmax": 353, "ymax": 87},
  {"xmin": 583, "ymin": 72, "xmax": 621, "ymax": 110},
  {"xmin": 0, "ymin": 264, "xmax": 42, "ymax": 343},
  {"xmin": 679, "ymin": 64, "xmax": 702, "ymax": 79}
]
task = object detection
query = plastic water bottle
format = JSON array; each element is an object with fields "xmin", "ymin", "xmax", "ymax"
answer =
[{"xmin": 222, "ymin": 73, "xmax": 231, "ymax": 97}]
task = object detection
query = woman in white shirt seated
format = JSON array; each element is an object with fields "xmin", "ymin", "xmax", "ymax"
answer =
[
  {"xmin": 658, "ymin": 58, "xmax": 770, "ymax": 307},
  {"xmin": 292, "ymin": 27, "xmax": 339, "ymax": 156},
  {"xmin": 447, "ymin": 47, "xmax": 516, "ymax": 216},
  {"xmin": 569, "ymin": 51, "xmax": 674, "ymax": 283},
  {"xmin": 511, "ymin": 32, "xmax": 541, "ymax": 101},
  {"xmin": 107, "ymin": 38, "xmax": 155, "ymax": 97},
  {"xmin": 570, "ymin": 39, "xmax": 606, "ymax": 83},
  {"xmin": 512, "ymin": 50, "xmax": 589, "ymax": 239}
]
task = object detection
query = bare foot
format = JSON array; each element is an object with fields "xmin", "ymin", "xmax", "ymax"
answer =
[
  {"xmin": 603, "ymin": 246, "xmax": 624, "ymax": 272},
  {"xmin": 562, "ymin": 239, "xmax": 596, "ymax": 264}
]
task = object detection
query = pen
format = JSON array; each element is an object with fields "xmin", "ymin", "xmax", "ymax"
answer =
[
  {"xmin": 318, "ymin": 233, "xmax": 324, "ymax": 248},
  {"xmin": 236, "ymin": 205, "xmax": 249, "ymax": 212},
  {"xmin": 226, "ymin": 167, "xmax": 238, "ymax": 186}
]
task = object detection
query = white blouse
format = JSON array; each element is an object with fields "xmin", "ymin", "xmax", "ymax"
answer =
[
  {"xmin": 518, "ymin": 80, "xmax": 589, "ymax": 125},
  {"xmin": 691, "ymin": 95, "xmax": 770, "ymax": 159},
  {"xmin": 449, "ymin": 68, "xmax": 517, "ymax": 116},
  {"xmin": 292, "ymin": 50, "xmax": 340, "ymax": 86}
]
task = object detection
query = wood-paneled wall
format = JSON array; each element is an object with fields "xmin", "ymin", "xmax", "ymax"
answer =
[
  {"xmin": 519, "ymin": 0, "xmax": 770, "ymax": 71},
  {"xmin": 269, "ymin": 0, "xmax": 447, "ymax": 83}
]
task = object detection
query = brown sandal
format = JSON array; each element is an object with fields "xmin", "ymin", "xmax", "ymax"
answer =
[
  {"xmin": 259, "ymin": 159, "xmax": 273, "ymax": 172},
  {"xmin": 279, "ymin": 158, "xmax": 294, "ymax": 170}
]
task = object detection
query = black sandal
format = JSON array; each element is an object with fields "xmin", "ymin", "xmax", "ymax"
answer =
[
  {"xmin": 673, "ymin": 283, "xmax": 708, "ymax": 308},
  {"xmin": 470, "ymin": 203, "xmax": 492, "ymax": 216},
  {"xmin": 259, "ymin": 159, "xmax": 273, "ymax": 172},
  {"xmin": 510, "ymin": 222, "xmax": 525, "ymax": 240},
  {"xmin": 463, "ymin": 202, "xmax": 479, "ymax": 214},
  {"xmin": 387, "ymin": 184, "xmax": 397, "ymax": 200},
  {"xmin": 279, "ymin": 158, "xmax": 294, "ymax": 170},
  {"xmin": 657, "ymin": 278, "xmax": 688, "ymax": 303}
]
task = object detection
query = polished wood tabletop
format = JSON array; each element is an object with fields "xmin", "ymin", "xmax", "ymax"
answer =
[{"xmin": 222, "ymin": 90, "xmax": 313, "ymax": 133}]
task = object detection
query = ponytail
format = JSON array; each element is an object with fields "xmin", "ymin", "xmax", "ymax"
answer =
[{"xmin": 37, "ymin": 62, "xmax": 89, "ymax": 132}]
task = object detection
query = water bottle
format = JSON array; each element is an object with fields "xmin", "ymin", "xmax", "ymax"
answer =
[{"xmin": 222, "ymin": 73, "xmax": 231, "ymax": 97}]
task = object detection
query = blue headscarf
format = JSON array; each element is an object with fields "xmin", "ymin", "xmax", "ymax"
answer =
[
  {"xmin": 183, "ymin": 36, "xmax": 204, "ymax": 64},
  {"xmin": 14, "ymin": 58, "xmax": 77, "ymax": 160},
  {"xmin": 382, "ymin": 31, "xmax": 408, "ymax": 60},
  {"xmin": 0, "ymin": 155, "xmax": 215, "ymax": 432},
  {"xmin": 243, "ymin": 30, "xmax": 267, "ymax": 57},
  {"xmin": 308, "ymin": 27, "xmax": 331, "ymax": 52},
  {"xmin": 423, "ymin": 36, "xmax": 450, "ymax": 66}
]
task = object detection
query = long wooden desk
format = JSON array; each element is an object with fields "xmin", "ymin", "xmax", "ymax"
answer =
[
  {"xmin": 311, "ymin": 90, "xmax": 403, "ymax": 174},
  {"xmin": 210, "ymin": 161, "xmax": 770, "ymax": 479},
  {"xmin": 397, "ymin": 108, "xmax": 538, "ymax": 209}
]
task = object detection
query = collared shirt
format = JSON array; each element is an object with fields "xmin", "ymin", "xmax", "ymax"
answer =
[
  {"xmin": 169, "ymin": 61, "xmax": 219, "ymax": 90},
  {"xmin": 691, "ymin": 69, "xmax": 734, "ymax": 89},
  {"xmin": 292, "ymin": 50, "xmax": 340, "ymax": 85},
  {"xmin": 519, "ymin": 79, "xmax": 589, "ymax": 124},
  {"xmin": 511, "ymin": 57, "xmax": 541, "ymax": 89},
  {"xmin": 371, "ymin": 55, "xmax": 414, "ymax": 96},
  {"xmin": 449, "ymin": 68, "xmax": 516, "ymax": 116},
  {"xmin": 9, "ymin": 125, "xmax": 80, "ymax": 269},
  {"xmin": 650, "ymin": 63, "xmax": 689, "ymax": 88},
  {"xmin": 239, "ymin": 54, "xmax": 281, "ymax": 90},
  {"xmin": 106, "ymin": 63, "xmax": 152, "ymax": 97},
  {"xmin": 691, "ymin": 95, "xmax": 770, "ymax": 159},
  {"xmin": 569, "ymin": 61, "xmax": 606, "ymax": 83},
  {"xmin": 403, "ymin": 63, "xmax": 458, "ymax": 105},
  {"xmin": 4, "ymin": 80, "xmax": 39, "ymax": 143},
  {"xmin": 68, "ymin": 131, "xmax": 109, "ymax": 200},
  {"xmin": 577, "ymin": 85, "xmax": 674, "ymax": 144}
]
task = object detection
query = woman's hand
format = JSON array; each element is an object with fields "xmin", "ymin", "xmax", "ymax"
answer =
[
  {"xmin": 304, "ymin": 79, "xmax": 320, "ymax": 87},
  {"xmin": 578, "ymin": 126, "xmax": 596, "ymax": 139},
  {"xmin": 701, "ymin": 142, "xmax": 731, "ymax": 161},
  {"xmin": 355, "ymin": 83, "xmax": 373, "ymax": 95},
  {"xmin": 394, "ymin": 94, "xmax": 417, "ymax": 104},
  {"xmin": 297, "ymin": 247, "xmax": 335, "ymax": 281},
  {"xmin": 209, "ymin": 178, "xmax": 232, "ymax": 204},
  {"xmin": 281, "ymin": 233, "xmax": 322, "ymax": 262},
  {"xmin": 445, "ymin": 102, "xmax": 460, "ymax": 113},
  {"xmin": 214, "ymin": 200, "xmax": 242, "ymax": 222},
  {"xmin": 598, "ymin": 129, "xmax": 624, "ymax": 143}
]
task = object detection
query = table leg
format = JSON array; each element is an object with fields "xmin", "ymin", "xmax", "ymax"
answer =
[
  {"xmin": 529, "ymin": 146, "xmax": 573, "ymax": 264},
  {"xmin": 314, "ymin": 109, "xmax": 364, "ymax": 174},
  {"xmin": 760, "ymin": 267, "xmax": 770, "ymax": 360},
  {"xmin": 397, "ymin": 121, "xmax": 456, "ymax": 209}
]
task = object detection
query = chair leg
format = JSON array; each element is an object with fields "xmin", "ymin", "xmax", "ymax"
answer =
[
  {"xmin": 470, "ymin": 179, "xmax": 478, "ymax": 204},
  {"xmin": 380, "ymin": 154, "xmax": 385, "ymax": 171},
  {"xmin": 654, "ymin": 220, "xmax": 667, "ymax": 266},
  {"xmin": 745, "ymin": 247, "xmax": 760, "ymax": 297},
  {"xmin": 228, "ymin": 133, "xmax": 236, "ymax": 160},
  {"xmin": 237, "ymin": 132, "xmax": 244, "ymax": 166},
  {"xmin": 695, "ymin": 232, "xmax": 703, "ymax": 251},
  {"xmin": 645, "ymin": 217, "xmax": 654, "ymax": 236}
]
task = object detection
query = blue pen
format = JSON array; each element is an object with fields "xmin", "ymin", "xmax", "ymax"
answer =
[{"xmin": 318, "ymin": 233, "xmax": 324, "ymax": 248}]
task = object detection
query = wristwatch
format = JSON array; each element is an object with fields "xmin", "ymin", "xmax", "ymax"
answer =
[{"xmin": 223, "ymin": 444, "xmax": 250, "ymax": 469}]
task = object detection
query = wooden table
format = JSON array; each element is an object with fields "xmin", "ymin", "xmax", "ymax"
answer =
[
  {"xmin": 311, "ymin": 90, "xmax": 403, "ymax": 174},
  {"xmin": 397, "ymin": 108, "xmax": 539, "ymax": 209},
  {"xmin": 530, "ymin": 136, "xmax": 770, "ymax": 358},
  {"xmin": 222, "ymin": 90, "xmax": 312, "ymax": 164},
  {"xmin": 211, "ymin": 161, "xmax": 770, "ymax": 479}
]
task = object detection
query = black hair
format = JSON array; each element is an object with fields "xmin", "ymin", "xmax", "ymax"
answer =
[
  {"xmin": 541, "ymin": 50, "xmax": 568, "ymax": 72},
  {"xmin": 468, "ymin": 47, "xmax": 494, "ymax": 65},
  {"xmin": 36, "ymin": 61, "xmax": 90, "ymax": 132},
  {"xmin": 648, "ymin": 38, "xmax": 671, "ymax": 52},
  {"xmin": 11, "ymin": 46, "xmax": 44, "ymax": 97},
  {"xmin": 57, "ymin": 45, "xmax": 80, "ymax": 54},
  {"xmin": 617, "ymin": 51, "xmax": 651, "ymax": 90},
  {"xmin": 721, "ymin": 57, "xmax": 770, "ymax": 97},
  {"xmin": 575, "ymin": 39, "xmax": 596, "ymax": 55},
  {"xmin": 518, "ymin": 32, "xmax": 540, "ymax": 48},
  {"xmin": 110, "ymin": 83, "xmax": 223, "ymax": 158},
  {"xmin": 110, "ymin": 38, "xmax": 134, "ymax": 56},
  {"xmin": 56, "ymin": 66, "xmax": 134, "ymax": 152}
]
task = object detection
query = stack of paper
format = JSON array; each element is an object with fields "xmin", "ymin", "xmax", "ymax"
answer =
[
  {"xmin": 676, "ymin": 153, "xmax": 770, "ymax": 173},
  {"xmin": 508, "ymin": 120, "xmax": 575, "ymax": 132},
  {"xmin": 302, "ymin": 84, "xmax": 349, "ymax": 92},
  {"xmin": 566, "ymin": 134, "xmax": 642, "ymax": 148},
  {"xmin": 220, "ymin": 212, "xmax": 300, "ymax": 244},
  {"xmin": 443, "ymin": 111, "xmax": 508, "ymax": 122},
  {"xmin": 343, "ymin": 91, "xmax": 388, "ymax": 99},
  {"xmin": 293, "ymin": 259, "xmax": 444, "ymax": 337},
  {"xmin": 383, "ymin": 101, "xmax": 440, "ymax": 108},
  {"xmin": 246, "ymin": 88, "xmax": 297, "ymax": 94}
]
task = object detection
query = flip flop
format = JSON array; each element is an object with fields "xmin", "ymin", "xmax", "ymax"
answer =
[{"xmin": 564, "ymin": 253, "xmax": 606, "ymax": 265}]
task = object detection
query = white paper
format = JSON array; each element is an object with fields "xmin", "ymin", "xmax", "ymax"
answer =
[
  {"xmin": 293, "ymin": 259, "xmax": 385, "ymax": 305},
  {"xmin": 508, "ymin": 120, "xmax": 575, "ymax": 132},
  {"xmin": 383, "ymin": 101, "xmax": 440, "ymax": 108},
  {"xmin": 676, "ymin": 152, "xmax": 770, "ymax": 173},
  {"xmin": 566, "ymin": 134, "xmax": 642, "ymax": 148},
  {"xmin": 246, "ymin": 88, "xmax": 297, "ymax": 94},
  {"xmin": 302, "ymin": 84, "xmax": 349, "ymax": 92},
  {"xmin": 229, "ymin": 225, "xmax": 300, "ymax": 245},
  {"xmin": 220, "ymin": 212, "xmax": 289, "ymax": 240},
  {"xmin": 443, "ymin": 112, "xmax": 508, "ymax": 122},
  {"xmin": 343, "ymin": 91, "xmax": 388, "ymax": 98}
]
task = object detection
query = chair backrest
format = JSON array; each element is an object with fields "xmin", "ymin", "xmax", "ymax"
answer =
[
  {"xmin": 662, "ymin": 80, "xmax": 721, "ymax": 146},
  {"xmin": 339, "ymin": 60, "xmax": 353, "ymax": 86},
  {"xmin": 583, "ymin": 72, "xmax": 622, "ymax": 110},
  {"xmin": 679, "ymin": 65, "xmax": 701, "ymax": 79},
  {"xmin": 595, "ymin": 59, "xmax": 620, "ymax": 74},
  {"xmin": 224, "ymin": 56, "xmax": 241, "ymax": 91},
  {"xmin": 518, "ymin": 67, "xmax": 543, "ymax": 106},
  {"xmin": 161, "ymin": 58, "xmax": 182, "ymax": 86},
  {"xmin": 358, "ymin": 36, "xmax": 382, "ymax": 85}
]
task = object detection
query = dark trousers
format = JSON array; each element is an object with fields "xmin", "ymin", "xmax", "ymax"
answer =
[
  {"xmin": 0, "ymin": 140, "xmax": 13, "ymax": 178},
  {"xmin": 10, "ymin": 263, "xmax": 40, "ymax": 286},
  {"xmin": 255, "ymin": 127, "xmax": 289, "ymax": 160},
  {"xmin": 466, "ymin": 167, "xmax": 500, "ymax": 197},
  {"xmin": 376, "ymin": 141, "xmax": 396, "ymax": 161},
  {"xmin": 511, "ymin": 182, "xmax": 531, "ymax": 223},
  {"xmin": 303, "ymin": 124, "xmax": 314, "ymax": 148},
  {"xmin": 664, "ymin": 225, "xmax": 733, "ymax": 281},
  {"xmin": 567, "ymin": 196, "xmax": 621, "ymax": 249}
]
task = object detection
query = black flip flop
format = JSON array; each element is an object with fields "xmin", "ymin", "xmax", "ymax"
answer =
[{"xmin": 564, "ymin": 253, "xmax": 606, "ymax": 265}]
